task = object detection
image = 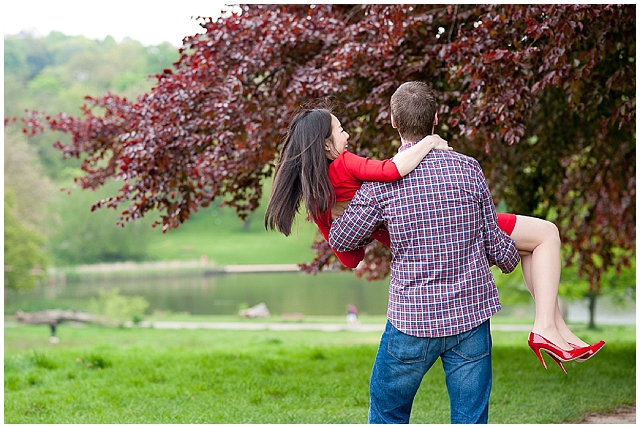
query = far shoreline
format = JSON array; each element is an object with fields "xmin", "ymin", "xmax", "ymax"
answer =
[{"xmin": 46, "ymin": 260, "xmax": 346, "ymax": 284}]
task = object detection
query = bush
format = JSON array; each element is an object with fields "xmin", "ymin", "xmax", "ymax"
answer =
[{"xmin": 88, "ymin": 288, "xmax": 149, "ymax": 327}]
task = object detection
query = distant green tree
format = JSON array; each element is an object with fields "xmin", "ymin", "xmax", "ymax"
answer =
[
  {"xmin": 4, "ymin": 38, "xmax": 30, "ymax": 79},
  {"xmin": 48, "ymin": 181, "xmax": 155, "ymax": 265},
  {"xmin": 45, "ymin": 31, "xmax": 103, "ymax": 67},
  {"xmin": 28, "ymin": 73, "xmax": 63, "ymax": 95},
  {"xmin": 559, "ymin": 256, "xmax": 636, "ymax": 329},
  {"xmin": 4, "ymin": 32, "xmax": 179, "ymax": 179},
  {"xmin": 3, "ymin": 31, "xmax": 52, "ymax": 80},
  {"xmin": 143, "ymin": 42, "xmax": 180, "ymax": 75},
  {"xmin": 4, "ymin": 191, "xmax": 48, "ymax": 290},
  {"xmin": 4, "ymin": 125, "xmax": 53, "ymax": 292},
  {"xmin": 3, "ymin": 128, "xmax": 56, "ymax": 234}
]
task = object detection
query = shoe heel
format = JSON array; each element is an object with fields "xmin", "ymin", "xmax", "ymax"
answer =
[
  {"xmin": 529, "ymin": 345, "xmax": 548, "ymax": 370},
  {"xmin": 545, "ymin": 352, "xmax": 568, "ymax": 374}
]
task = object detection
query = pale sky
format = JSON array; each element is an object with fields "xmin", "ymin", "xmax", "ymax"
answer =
[{"xmin": 3, "ymin": 0, "xmax": 232, "ymax": 46}]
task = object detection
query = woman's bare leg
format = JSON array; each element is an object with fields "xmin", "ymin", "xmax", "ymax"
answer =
[
  {"xmin": 554, "ymin": 305, "xmax": 589, "ymax": 347},
  {"xmin": 520, "ymin": 249, "xmax": 589, "ymax": 347},
  {"xmin": 510, "ymin": 215, "xmax": 576, "ymax": 350},
  {"xmin": 519, "ymin": 251, "xmax": 534, "ymax": 297},
  {"xmin": 517, "ymin": 231, "xmax": 589, "ymax": 347}
]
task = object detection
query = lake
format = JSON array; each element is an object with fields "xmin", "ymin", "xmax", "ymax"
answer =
[
  {"xmin": 6, "ymin": 268, "xmax": 634, "ymax": 324},
  {"xmin": 6, "ymin": 270, "xmax": 391, "ymax": 317}
]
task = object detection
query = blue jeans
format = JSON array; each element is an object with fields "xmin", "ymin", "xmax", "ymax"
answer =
[{"xmin": 368, "ymin": 320, "xmax": 493, "ymax": 424}]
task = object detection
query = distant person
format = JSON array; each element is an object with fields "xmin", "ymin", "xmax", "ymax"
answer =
[
  {"xmin": 329, "ymin": 81, "xmax": 596, "ymax": 423},
  {"xmin": 346, "ymin": 304, "xmax": 358, "ymax": 324},
  {"xmin": 49, "ymin": 321, "xmax": 59, "ymax": 344}
]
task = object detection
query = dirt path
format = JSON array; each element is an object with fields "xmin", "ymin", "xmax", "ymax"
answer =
[{"xmin": 576, "ymin": 404, "xmax": 635, "ymax": 424}]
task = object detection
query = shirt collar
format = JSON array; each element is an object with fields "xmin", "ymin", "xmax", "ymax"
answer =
[{"xmin": 398, "ymin": 140, "xmax": 421, "ymax": 153}]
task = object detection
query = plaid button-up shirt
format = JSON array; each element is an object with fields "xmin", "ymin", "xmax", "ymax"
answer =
[{"xmin": 329, "ymin": 147, "xmax": 520, "ymax": 337}]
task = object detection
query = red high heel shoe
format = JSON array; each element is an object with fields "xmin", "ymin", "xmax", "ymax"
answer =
[
  {"xmin": 569, "ymin": 341, "xmax": 605, "ymax": 362},
  {"xmin": 528, "ymin": 332, "xmax": 591, "ymax": 373}
]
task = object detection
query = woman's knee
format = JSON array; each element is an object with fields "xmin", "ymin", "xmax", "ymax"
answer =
[
  {"xmin": 538, "ymin": 219, "xmax": 561, "ymax": 246},
  {"xmin": 512, "ymin": 216, "xmax": 561, "ymax": 251}
]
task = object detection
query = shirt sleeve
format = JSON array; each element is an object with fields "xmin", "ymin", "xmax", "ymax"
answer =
[
  {"xmin": 314, "ymin": 211, "xmax": 368, "ymax": 269},
  {"xmin": 329, "ymin": 182, "xmax": 383, "ymax": 253},
  {"xmin": 343, "ymin": 151, "xmax": 402, "ymax": 182},
  {"xmin": 473, "ymin": 159, "xmax": 520, "ymax": 273}
]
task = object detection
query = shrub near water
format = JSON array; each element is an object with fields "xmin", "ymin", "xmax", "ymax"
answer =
[{"xmin": 88, "ymin": 288, "xmax": 149, "ymax": 326}]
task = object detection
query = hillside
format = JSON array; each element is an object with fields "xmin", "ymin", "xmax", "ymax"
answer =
[{"xmin": 145, "ymin": 180, "xmax": 320, "ymax": 265}]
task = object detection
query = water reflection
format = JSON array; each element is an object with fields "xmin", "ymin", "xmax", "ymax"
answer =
[
  {"xmin": 9, "ymin": 272, "xmax": 391, "ymax": 316},
  {"xmin": 9, "ymin": 271, "xmax": 633, "ymax": 323}
]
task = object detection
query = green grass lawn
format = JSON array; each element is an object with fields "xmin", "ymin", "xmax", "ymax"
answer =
[{"xmin": 4, "ymin": 323, "xmax": 635, "ymax": 424}]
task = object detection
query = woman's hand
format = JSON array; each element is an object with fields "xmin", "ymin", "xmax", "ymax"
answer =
[
  {"xmin": 421, "ymin": 134, "xmax": 452, "ymax": 151},
  {"xmin": 392, "ymin": 133, "xmax": 454, "ymax": 176}
]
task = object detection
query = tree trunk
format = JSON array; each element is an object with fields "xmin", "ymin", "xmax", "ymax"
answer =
[{"xmin": 587, "ymin": 292, "xmax": 597, "ymax": 330}]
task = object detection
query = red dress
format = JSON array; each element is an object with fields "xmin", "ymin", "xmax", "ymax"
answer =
[
  {"xmin": 315, "ymin": 150, "xmax": 517, "ymax": 268},
  {"xmin": 314, "ymin": 151, "xmax": 400, "ymax": 268},
  {"xmin": 497, "ymin": 212, "xmax": 517, "ymax": 235}
]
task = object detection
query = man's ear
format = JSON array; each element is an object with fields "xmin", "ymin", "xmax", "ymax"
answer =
[
  {"xmin": 434, "ymin": 112, "xmax": 439, "ymax": 126},
  {"xmin": 391, "ymin": 115, "xmax": 397, "ymax": 129}
]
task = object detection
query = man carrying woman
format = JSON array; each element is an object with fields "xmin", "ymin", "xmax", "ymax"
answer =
[{"xmin": 266, "ymin": 81, "xmax": 603, "ymax": 423}]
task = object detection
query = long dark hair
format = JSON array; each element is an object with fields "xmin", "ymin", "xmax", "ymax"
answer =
[{"xmin": 264, "ymin": 108, "xmax": 335, "ymax": 236}]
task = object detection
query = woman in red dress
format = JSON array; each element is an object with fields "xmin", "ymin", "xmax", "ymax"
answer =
[{"xmin": 265, "ymin": 108, "xmax": 603, "ymax": 371}]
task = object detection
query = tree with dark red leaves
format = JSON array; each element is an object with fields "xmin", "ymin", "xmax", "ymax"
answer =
[{"xmin": 19, "ymin": 4, "xmax": 635, "ymax": 293}]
